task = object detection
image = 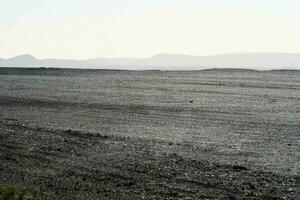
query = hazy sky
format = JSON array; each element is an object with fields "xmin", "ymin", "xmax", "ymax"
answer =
[{"xmin": 1, "ymin": 0, "xmax": 300, "ymax": 59}]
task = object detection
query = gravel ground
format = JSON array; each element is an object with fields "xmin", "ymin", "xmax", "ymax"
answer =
[{"xmin": 0, "ymin": 68, "xmax": 299, "ymax": 199}]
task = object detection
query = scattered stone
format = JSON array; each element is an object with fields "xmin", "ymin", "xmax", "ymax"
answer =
[
  {"xmin": 249, "ymin": 183, "xmax": 256, "ymax": 190},
  {"xmin": 124, "ymin": 181, "xmax": 135, "ymax": 187},
  {"xmin": 232, "ymin": 165, "xmax": 248, "ymax": 171}
]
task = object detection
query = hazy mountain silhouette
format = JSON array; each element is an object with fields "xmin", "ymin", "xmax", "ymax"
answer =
[{"xmin": 0, "ymin": 53, "xmax": 299, "ymax": 69}]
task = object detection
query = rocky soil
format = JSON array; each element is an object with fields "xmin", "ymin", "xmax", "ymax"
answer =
[{"xmin": 0, "ymin": 68, "xmax": 299, "ymax": 199}]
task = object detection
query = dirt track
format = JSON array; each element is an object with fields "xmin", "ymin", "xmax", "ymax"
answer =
[{"xmin": 0, "ymin": 68, "xmax": 299, "ymax": 199}]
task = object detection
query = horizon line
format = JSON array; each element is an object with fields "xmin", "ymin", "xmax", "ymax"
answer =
[{"xmin": 2, "ymin": 52, "xmax": 300, "ymax": 60}]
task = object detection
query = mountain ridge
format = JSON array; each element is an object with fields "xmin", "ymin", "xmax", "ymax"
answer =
[{"xmin": 1, "ymin": 53, "xmax": 300, "ymax": 70}]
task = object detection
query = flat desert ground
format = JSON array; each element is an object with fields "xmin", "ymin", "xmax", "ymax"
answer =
[{"xmin": 0, "ymin": 68, "xmax": 299, "ymax": 199}]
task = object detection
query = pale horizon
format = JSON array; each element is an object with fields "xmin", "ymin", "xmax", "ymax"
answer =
[
  {"xmin": 1, "ymin": 0, "xmax": 300, "ymax": 60},
  {"xmin": 1, "ymin": 52, "xmax": 300, "ymax": 70},
  {"xmin": 2, "ymin": 52, "xmax": 300, "ymax": 60}
]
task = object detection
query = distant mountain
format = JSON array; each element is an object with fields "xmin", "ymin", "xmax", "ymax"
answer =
[
  {"xmin": 3, "ymin": 55, "xmax": 38, "ymax": 67},
  {"xmin": 0, "ymin": 53, "xmax": 299, "ymax": 70}
]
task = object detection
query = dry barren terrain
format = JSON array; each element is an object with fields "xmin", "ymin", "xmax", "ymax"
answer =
[{"xmin": 0, "ymin": 68, "xmax": 299, "ymax": 199}]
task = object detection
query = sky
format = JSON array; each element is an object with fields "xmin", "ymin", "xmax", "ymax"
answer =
[{"xmin": 0, "ymin": 0, "xmax": 300, "ymax": 59}]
